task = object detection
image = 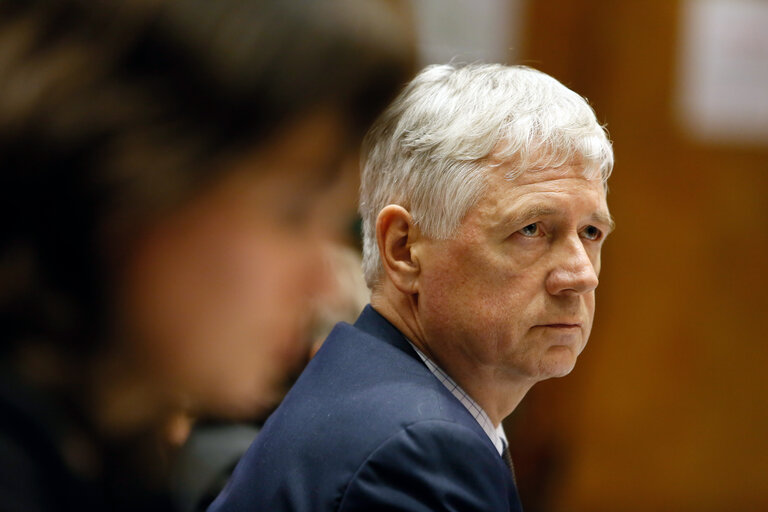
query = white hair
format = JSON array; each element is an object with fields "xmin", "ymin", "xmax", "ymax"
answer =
[{"xmin": 359, "ymin": 63, "xmax": 614, "ymax": 288}]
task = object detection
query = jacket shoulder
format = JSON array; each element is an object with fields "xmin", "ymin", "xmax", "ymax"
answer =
[
  {"xmin": 209, "ymin": 317, "xmax": 518, "ymax": 512},
  {"xmin": 339, "ymin": 419, "xmax": 514, "ymax": 512}
]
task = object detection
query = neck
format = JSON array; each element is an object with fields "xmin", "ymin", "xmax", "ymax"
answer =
[
  {"xmin": 88, "ymin": 347, "xmax": 176, "ymax": 440},
  {"xmin": 371, "ymin": 283, "xmax": 535, "ymax": 426},
  {"xmin": 428, "ymin": 353, "xmax": 534, "ymax": 426}
]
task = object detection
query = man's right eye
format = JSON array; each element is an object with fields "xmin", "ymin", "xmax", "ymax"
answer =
[{"xmin": 519, "ymin": 223, "xmax": 540, "ymax": 237}]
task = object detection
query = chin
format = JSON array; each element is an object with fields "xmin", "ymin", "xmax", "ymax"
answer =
[
  {"xmin": 548, "ymin": 365, "xmax": 576, "ymax": 379},
  {"xmin": 536, "ymin": 348, "xmax": 579, "ymax": 379}
]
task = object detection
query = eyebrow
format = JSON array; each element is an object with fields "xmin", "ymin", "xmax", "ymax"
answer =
[
  {"xmin": 506, "ymin": 205, "xmax": 616, "ymax": 232},
  {"xmin": 507, "ymin": 206, "xmax": 559, "ymax": 228},
  {"xmin": 592, "ymin": 211, "xmax": 616, "ymax": 233}
]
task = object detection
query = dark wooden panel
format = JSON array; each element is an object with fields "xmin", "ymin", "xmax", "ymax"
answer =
[{"xmin": 510, "ymin": 1, "xmax": 768, "ymax": 510}]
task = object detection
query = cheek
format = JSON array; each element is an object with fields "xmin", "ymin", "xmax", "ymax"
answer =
[
  {"xmin": 448, "ymin": 252, "xmax": 532, "ymax": 320},
  {"xmin": 419, "ymin": 246, "xmax": 525, "ymax": 339},
  {"xmin": 187, "ymin": 227, "xmax": 324, "ymax": 359},
  {"xmin": 591, "ymin": 249, "xmax": 602, "ymax": 277},
  {"xmin": 122, "ymin": 219, "xmax": 326, "ymax": 410},
  {"xmin": 581, "ymin": 292, "xmax": 596, "ymax": 337}
]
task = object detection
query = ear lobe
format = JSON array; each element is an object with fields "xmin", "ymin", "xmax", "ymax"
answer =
[{"xmin": 376, "ymin": 205, "xmax": 421, "ymax": 294}]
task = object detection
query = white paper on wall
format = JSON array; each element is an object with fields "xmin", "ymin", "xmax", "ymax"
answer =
[{"xmin": 677, "ymin": 0, "xmax": 768, "ymax": 146}]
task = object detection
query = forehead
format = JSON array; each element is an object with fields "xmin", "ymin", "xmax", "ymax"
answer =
[{"xmin": 467, "ymin": 162, "xmax": 610, "ymax": 228}]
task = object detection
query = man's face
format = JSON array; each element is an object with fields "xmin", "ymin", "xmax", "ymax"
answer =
[{"xmin": 415, "ymin": 161, "xmax": 611, "ymax": 383}]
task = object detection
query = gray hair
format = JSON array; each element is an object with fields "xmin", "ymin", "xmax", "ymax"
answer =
[{"xmin": 359, "ymin": 63, "xmax": 613, "ymax": 288}]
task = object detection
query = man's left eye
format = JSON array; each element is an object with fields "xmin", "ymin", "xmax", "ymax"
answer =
[
  {"xmin": 519, "ymin": 223, "xmax": 540, "ymax": 237},
  {"xmin": 581, "ymin": 225, "xmax": 602, "ymax": 241}
]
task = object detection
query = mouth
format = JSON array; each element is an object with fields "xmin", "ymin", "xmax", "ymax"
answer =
[{"xmin": 537, "ymin": 323, "xmax": 581, "ymax": 329}]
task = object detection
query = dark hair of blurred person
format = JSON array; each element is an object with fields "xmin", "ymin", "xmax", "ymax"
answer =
[{"xmin": 0, "ymin": 0, "xmax": 411, "ymax": 510}]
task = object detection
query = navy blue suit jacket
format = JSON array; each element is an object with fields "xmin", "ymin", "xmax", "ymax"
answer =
[{"xmin": 209, "ymin": 306, "xmax": 523, "ymax": 511}]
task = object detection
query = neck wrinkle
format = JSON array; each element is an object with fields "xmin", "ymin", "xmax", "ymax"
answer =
[
  {"xmin": 370, "ymin": 289, "xmax": 431, "ymax": 355},
  {"xmin": 370, "ymin": 285, "xmax": 535, "ymax": 426}
]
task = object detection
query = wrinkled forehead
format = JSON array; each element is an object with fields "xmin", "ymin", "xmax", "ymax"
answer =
[{"xmin": 476, "ymin": 159, "xmax": 612, "ymax": 222}]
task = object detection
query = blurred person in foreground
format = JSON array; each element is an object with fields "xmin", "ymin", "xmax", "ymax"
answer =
[
  {"xmin": 171, "ymin": 244, "xmax": 371, "ymax": 512},
  {"xmin": 210, "ymin": 63, "xmax": 614, "ymax": 512},
  {"xmin": 0, "ymin": 0, "xmax": 410, "ymax": 510}
]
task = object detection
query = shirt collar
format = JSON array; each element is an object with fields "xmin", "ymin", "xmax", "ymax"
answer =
[{"xmin": 406, "ymin": 341, "xmax": 507, "ymax": 455}]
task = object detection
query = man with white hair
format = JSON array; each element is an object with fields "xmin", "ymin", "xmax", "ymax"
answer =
[{"xmin": 210, "ymin": 63, "xmax": 614, "ymax": 512}]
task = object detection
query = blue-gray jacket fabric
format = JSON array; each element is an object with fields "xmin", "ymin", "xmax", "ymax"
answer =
[{"xmin": 208, "ymin": 305, "xmax": 523, "ymax": 512}]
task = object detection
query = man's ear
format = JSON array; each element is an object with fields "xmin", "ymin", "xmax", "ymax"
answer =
[{"xmin": 376, "ymin": 205, "xmax": 421, "ymax": 294}]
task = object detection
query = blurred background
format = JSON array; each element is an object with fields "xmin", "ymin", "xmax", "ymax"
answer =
[{"xmin": 395, "ymin": 0, "xmax": 768, "ymax": 510}]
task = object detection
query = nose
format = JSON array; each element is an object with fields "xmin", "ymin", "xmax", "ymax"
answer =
[{"xmin": 545, "ymin": 237, "xmax": 599, "ymax": 296}]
